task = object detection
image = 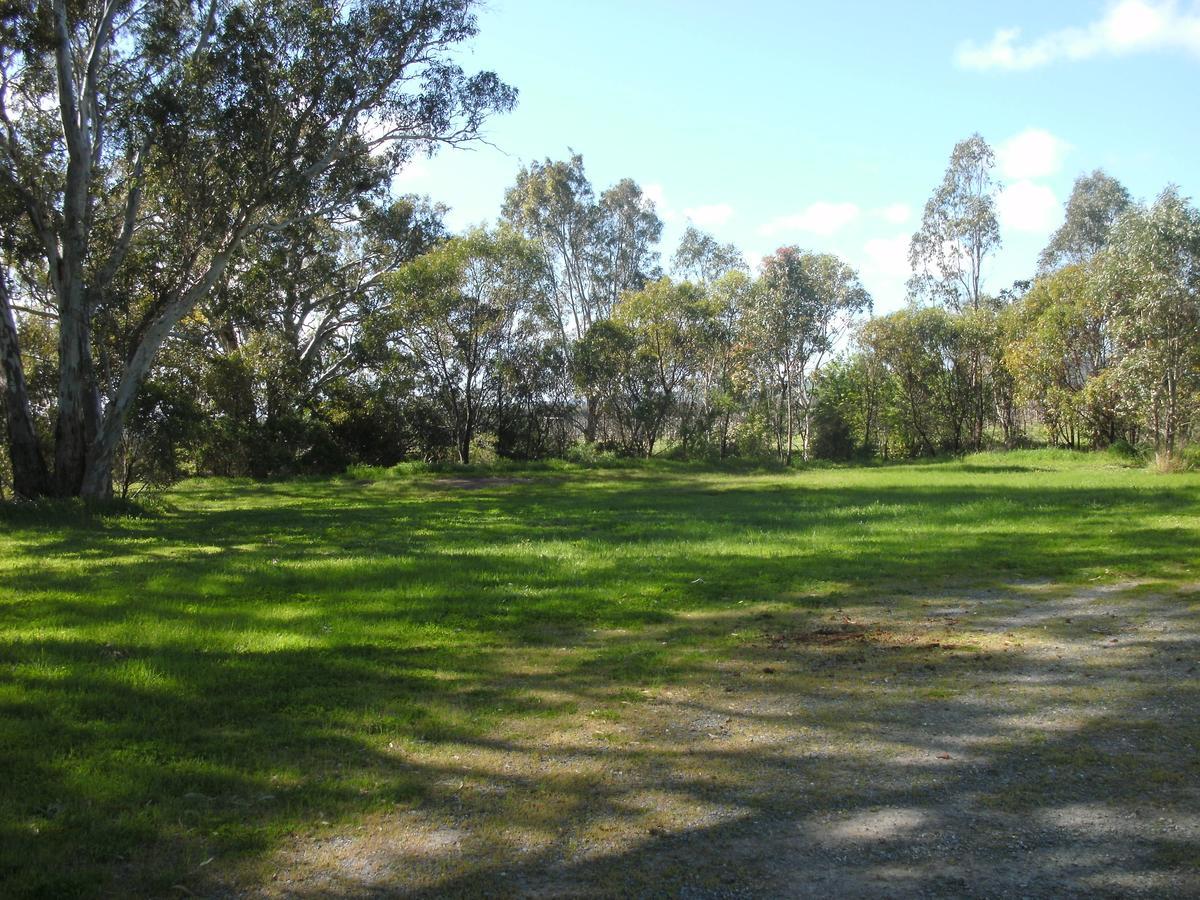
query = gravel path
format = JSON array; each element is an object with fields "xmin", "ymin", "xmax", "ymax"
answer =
[{"xmin": 231, "ymin": 582, "xmax": 1200, "ymax": 898}]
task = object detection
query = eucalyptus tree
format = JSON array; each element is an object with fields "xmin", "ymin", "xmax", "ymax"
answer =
[
  {"xmin": 0, "ymin": 196, "xmax": 48, "ymax": 495},
  {"xmin": 569, "ymin": 318, "xmax": 649, "ymax": 452},
  {"xmin": 0, "ymin": 0, "xmax": 514, "ymax": 498},
  {"xmin": 385, "ymin": 227, "xmax": 542, "ymax": 464},
  {"xmin": 859, "ymin": 307, "xmax": 973, "ymax": 456},
  {"xmin": 1039, "ymin": 170, "xmax": 1132, "ymax": 271},
  {"xmin": 501, "ymin": 155, "xmax": 600, "ymax": 345},
  {"xmin": 754, "ymin": 248, "xmax": 871, "ymax": 463},
  {"xmin": 1003, "ymin": 265, "xmax": 1122, "ymax": 448},
  {"xmin": 908, "ymin": 134, "xmax": 1001, "ymax": 449},
  {"xmin": 1095, "ymin": 188, "xmax": 1200, "ymax": 453},
  {"xmin": 592, "ymin": 178, "xmax": 663, "ymax": 318},
  {"xmin": 689, "ymin": 268, "xmax": 753, "ymax": 457},
  {"xmin": 206, "ymin": 195, "xmax": 446, "ymax": 464},
  {"xmin": 611, "ymin": 278, "xmax": 706, "ymax": 455},
  {"xmin": 671, "ymin": 226, "xmax": 746, "ymax": 286},
  {"xmin": 908, "ymin": 134, "xmax": 1001, "ymax": 313},
  {"xmin": 492, "ymin": 323, "xmax": 573, "ymax": 460},
  {"xmin": 501, "ymin": 155, "xmax": 662, "ymax": 441},
  {"xmin": 665, "ymin": 228, "xmax": 749, "ymax": 453}
]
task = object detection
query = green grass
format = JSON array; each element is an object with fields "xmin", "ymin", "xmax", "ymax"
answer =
[{"xmin": 1, "ymin": 449, "xmax": 1198, "ymax": 896}]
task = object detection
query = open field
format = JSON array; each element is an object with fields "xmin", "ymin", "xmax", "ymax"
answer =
[{"xmin": 2, "ymin": 451, "xmax": 1199, "ymax": 898}]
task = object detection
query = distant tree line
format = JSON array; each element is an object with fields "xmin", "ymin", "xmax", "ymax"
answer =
[{"xmin": 2, "ymin": 4, "xmax": 1198, "ymax": 499}]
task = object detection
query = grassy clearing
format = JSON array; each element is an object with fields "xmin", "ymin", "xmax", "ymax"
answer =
[{"xmin": 1, "ymin": 450, "xmax": 1199, "ymax": 896}]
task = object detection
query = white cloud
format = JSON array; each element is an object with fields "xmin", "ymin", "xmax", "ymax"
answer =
[
  {"xmin": 863, "ymin": 234, "xmax": 914, "ymax": 280},
  {"xmin": 879, "ymin": 203, "xmax": 911, "ymax": 225},
  {"xmin": 956, "ymin": 1, "xmax": 1200, "ymax": 71},
  {"xmin": 642, "ymin": 182, "xmax": 666, "ymax": 208},
  {"xmin": 642, "ymin": 182, "xmax": 670, "ymax": 216},
  {"xmin": 642, "ymin": 183, "xmax": 681, "ymax": 223},
  {"xmin": 644, "ymin": 184, "xmax": 733, "ymax": 227},
  {"xmin": 758, "ymin": 202, "xmax": 861, "ymax": 237},
  {"xmin": 997, "ymin": 180, "xmax": 1060, "ymax": 233},
  {"xmin": 392, "ymin": 159, "xmax": 431, "ymax": 185},
  {"xmin": 743, "ymin": 250, "xmax": 764, "ymax": 274},
  {"xmin": 997, "ymin": 128, "xmax": 1070, "ymax": 179},
  {"xmin": 683, "ymin": 203, "xmax": 735, "ymax": 227}
]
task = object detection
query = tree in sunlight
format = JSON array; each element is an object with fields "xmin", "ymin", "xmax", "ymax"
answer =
[
  {"xmin": 0, "ymin": 0, "xmax": 514, "ymax": 498},
  {"xmin": 1039, "ymin": 170, "xmax": 1132, "ymax": 272},
  {"xmin": 385, "ymin": 227, "xmax": 542, "ymax": 463},
  {"xmin": 1095, "ymin": 188, "xmax": 1200, "ymax": 453},
  {"xmin": 908, "ymin": 134, "xmax": 1001, "ymax": 313}
]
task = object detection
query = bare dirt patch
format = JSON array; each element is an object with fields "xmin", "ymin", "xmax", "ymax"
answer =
[
  {"xmin": 764, "ymin": 618, "xmax": 960, "ymax": 653},
  {"xmin": 426, "ymin": 476, "xmax": 537, "ymax": 490}
]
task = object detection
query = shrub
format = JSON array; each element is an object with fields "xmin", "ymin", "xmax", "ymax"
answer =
[
  {"xmin": 564, "ymin": 442, "xmax": 620, "ymax": 466},
  {"xmin": 1107, "ymin": 438, "xmax": 1141, "ymax": 461},
  {"xmin": 1180, "ymin": 444, "xmax": 1200, "ymax": 471},
  {"xmin": 1151, "ymin": 449, "xmax": 1190, "ymax": 473}
]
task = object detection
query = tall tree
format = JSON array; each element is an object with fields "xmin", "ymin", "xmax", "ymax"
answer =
[
  {"xmin": 1096, "ymin": 188, "xmax": 1200, "ymax": 453},
  {"xmin": 592, "ymin": 178, "xmax": 663, "ymax": 319},
  {"xmin": 754, "ymin": 248, "xmax": 871, "ymax": 463},
  {"xmin": 501, "ymin": 155, "xmax": 662, "ymax": 441},
  {"xmin": 671, "ymin": 226, "xmax": 745, "ymax": 286},
  {"xmin": 859, "ymin": 307, "xmax": 973, "ymax": 456},
  {"xmin": 208, "ymin": 195, "xmax": 446, "ymax": 456},
  {"xmin": 0, "ymin": 0, "xmax": 514, "ymax": 497},
  {"xmin": 1039, "ymin": 170, "xmax": 1132, "ymax": 271},
  {"xmin": 385, "ymin": 227, "xmax": 541, "ymax": 464},
  {"xmin": 1004, "ymin": 265, "xmax": 1123, "ymax": 448},
  {"xmin": 908, "ymin": 134, "xmax": 1001, "ymax": 312},
  {"xmin": 501, "ymin": 155, "xmax": 599, "ymax": 345},
  {"xmin": 687, "ymin": 268, "xmax": 752, "ymax": 457},
  {"xmin": 908, "ymin": 134, "xmax": 1002, "ymax": 449},
  {"xmin": 612, "ymin": 278, "xmax": 705, "ymax": 455}
]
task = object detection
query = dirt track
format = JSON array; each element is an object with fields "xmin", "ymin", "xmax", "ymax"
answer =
[{"xmin": 232, "ymin": 582, "xmax": 1200, "ymax": 898}]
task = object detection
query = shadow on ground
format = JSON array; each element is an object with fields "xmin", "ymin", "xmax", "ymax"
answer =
[{"xmin": 0, "ymin": 465, "xmax": 1197, "ymax": 897}]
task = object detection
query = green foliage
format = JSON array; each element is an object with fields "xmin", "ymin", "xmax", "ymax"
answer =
[
  {"xmin": 751, "ymin": 247, "xmax": 872, "ymax": 462},
  {"xmin": 809, "ymin": 360, "xmax": 866, "ymax": 460},
  {"xmin": 1179, "ymin": 443, "xmax": 1200, "ymax": 471},
  {"xmin": 671, "ymin": 226, "xmax": 747, "ymax": 285},
  {"xmin": 0, "ymin": 0, "xmax": 515, "ymax": 497},
  {"xmin": 859, "ymin": 306, "xmax": 974, "ymax": 456},
  {"xmin": 5, "ymin": 118, "xmax": 1200, "ymax": 484},
  {"xmin": 1095, "ymin": 188, "xmax": 1200, "ymax": 452},
  {"xmin": 385, "ymin": 227, "xmax": 543, "ymax": 463},
  {"xmin": 1039, "ymin": 170, "xmax": 1132, "ymax": 270},
  {"xmin": 1004, "ymin": 264, "xmax": 1129, "ymax": 448},
  {"xmin": 908, "ymin": 133, "xmax": 1001, "ymax": 311}
]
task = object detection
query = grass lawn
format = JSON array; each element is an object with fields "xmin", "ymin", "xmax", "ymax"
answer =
[{"xmin": 1, "ymin": 450, "xmax": 1199, "ymax": 897}]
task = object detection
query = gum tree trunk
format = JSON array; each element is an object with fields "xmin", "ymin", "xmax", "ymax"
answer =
[{"xmin": 0, "ymin": 285, "xmax": 50, "ymax": 498}]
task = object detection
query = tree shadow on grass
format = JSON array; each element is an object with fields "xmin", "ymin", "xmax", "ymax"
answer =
[
  {"xmin": 257, "ymin": 603, "xmax": 1200, "ymax": 899},
  {"xmin": 0, "ymin": 468, "xmax": 1198, "ymax": 896}
]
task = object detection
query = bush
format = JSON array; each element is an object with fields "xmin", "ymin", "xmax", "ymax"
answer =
[
  {"xmin": 1107, "ymin": 438, "xmax": 1142, "ymax": 462},
  {"xmin": 1180, "ymin": 444, "xmax": 1200, "ymax": 471},
  {"xmin": 564, "ymin": 442, "xmax": 620, "ymax": 466},
  {"xmin": 1151, "ymin": 449, "xmax": 1192, "ymax": 473},
  {"xmin": 810, "ymin": 401, "xmax": 856, "ymax": 461}
]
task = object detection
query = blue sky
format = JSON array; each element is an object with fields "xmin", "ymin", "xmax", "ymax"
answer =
[{"xmin": 399, "ymin": 0, "xmax": 1200, "ymax": 312}]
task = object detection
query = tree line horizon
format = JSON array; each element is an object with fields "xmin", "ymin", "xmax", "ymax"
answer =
[{"xmin": 2, "ymin": 2, "xmax": 1198, "ymax": 501}]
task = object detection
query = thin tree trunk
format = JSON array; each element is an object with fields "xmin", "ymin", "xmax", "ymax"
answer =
[
  {"xmin": 785, "ymin": 374, "xmax": 794, "ymax": 466},
  {"xmin": 583, "ymin": 394, "xmax": 598, "ymax": 443},
  {"xmin": 0, "ymin": 286, "xmax": 50, "ymax": 498}
]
